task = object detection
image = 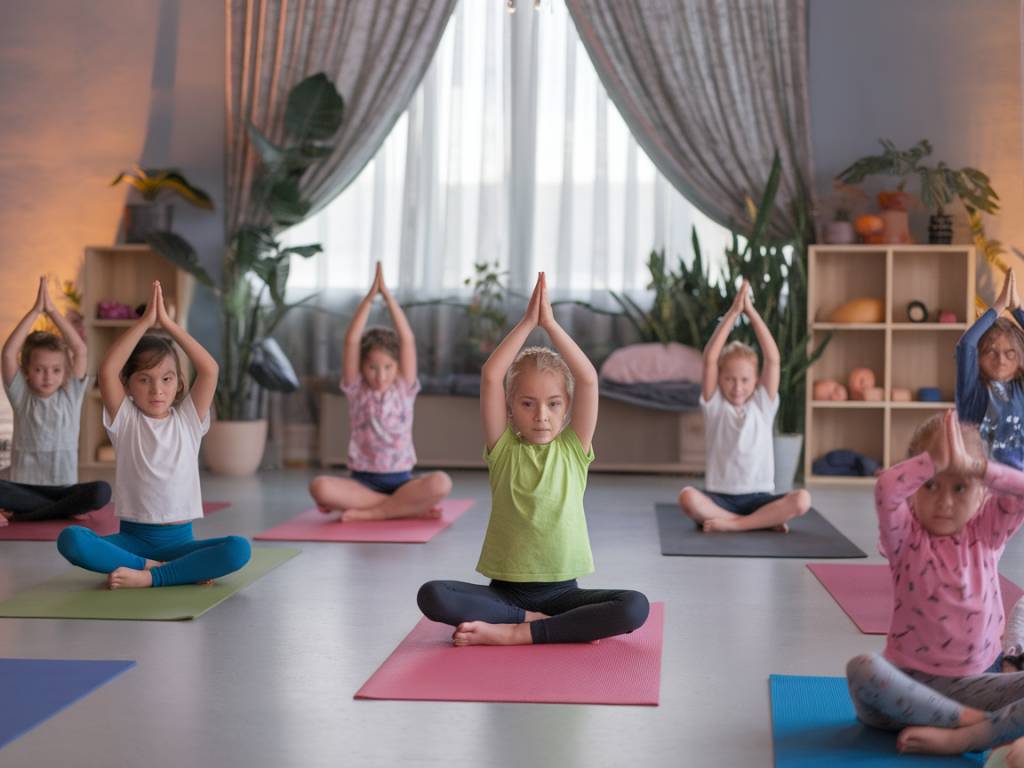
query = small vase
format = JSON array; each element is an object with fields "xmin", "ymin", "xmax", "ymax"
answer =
[
  {"xmin": 880, "ymin": 208, "xmax": 911, "ymax": 244},
  {"xmin": 928, "ymin": 214, "xmax": 953, "ymax": 244},
  {"xmin": 824, "ymin": 220, "xmax": 856, "ymax": 245},
  {"xmin": 123, "ymin": 203, "xmax": 174, "ymax": 244}
]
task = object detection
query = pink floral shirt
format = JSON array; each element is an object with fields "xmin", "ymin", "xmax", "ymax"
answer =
[
  {"xmin": 877, "ymin": 453, "xmax": 1024, "ymax": 676},
  {"xmin": 341, "ymin": 376, "xmax": 420, "ymax": 473}
]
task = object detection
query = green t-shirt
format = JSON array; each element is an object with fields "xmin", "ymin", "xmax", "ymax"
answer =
[{"xmin": 475, "ymin": 426, "xmax": 595, "ymax": 582}]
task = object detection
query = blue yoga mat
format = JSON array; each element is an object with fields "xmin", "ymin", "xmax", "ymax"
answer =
[
  {"xmin": 0, "ymin": 658, "xmax": 135, "ymax": 749},
  {"xmin": 769, "ymin": 675, "xmax": 987, "ymax": 767}
]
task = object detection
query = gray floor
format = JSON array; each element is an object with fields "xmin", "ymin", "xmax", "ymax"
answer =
[{"xmin": 4, "ymin": 471, "xmax": 1024, "ymax": 768}]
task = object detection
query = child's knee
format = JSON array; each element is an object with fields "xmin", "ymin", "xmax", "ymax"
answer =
[
  {"xmin": 416, "ymin": 581, "xmax": 448, "ymax": 619},
  {"xmin": 678, "ymin": 486, "xmax": 700, "ymax": 510},
  {"xmin": 222, "ymin": 536, "xmax": 251, "ymax": 571},
  {"xmin": 846, "ymin": 653, "xmax": 881, "ymax": 686},
  {"xmin": 57, "ymin": 526, "xmax": 92, "ymax": 563},
  {"xmin": 88, "ymin": 481, "xmax": 112, "ymax": 509},
  {"xmin": 791, "ymin": 489, "xmax": 811, "ymax": 516},
  {"xmin": 428, "ymin": 472, "xmax": 453, "ymax": 499},
  {"xmin": 308, "ymin": 475, "xmax": 330, "ymax": 503},
  {"xmin": 618, "ymin": 591, "xmax": 651, "ymax": 632}
]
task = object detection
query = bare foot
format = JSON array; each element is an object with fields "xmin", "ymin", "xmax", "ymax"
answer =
[
  {"xmin": 421, "ymin": 505, "xmax": 444, "ymax": 520},
  {"xmin": 1006, "ymin": 737, "xmax": 1024, "ymax": 768},
  {"xmin": 524, "ymin": 610, "xmax": 548, "ymax": 622},
  {"xmin": 772, "ymin": 523, "xmax": 790, "ymax": 533},
  {"xmin": 0, "ymin": 515, "xmax": 7, "ymax": 528},
  {"xmin": 897, "ymin": 724, "xmax": 981, "ymax": 755},
  {"xmin": 108, "ymin": 567, "xmax": 153, "ymax": 589},
  {"xmin": 317, "ymin": 505, "xmax": 333, "ymax": 515},
  {"xmin": 340, "ymin": 508, "xmax": 375, "ymax": 522},
  {"xmin": 143, "ymin": 559, "xmax": 161, "ymax": 571},
  {"xmin": 196, "ymin": 579, "xmax": 214, "ymax": 586},
  {"xmin": 452, "ymin": 621, "xmax": 533, "ymax": 646},
  {"xmin": 703, "ymin": 517, "xmax": 740, "ymax": 533}
]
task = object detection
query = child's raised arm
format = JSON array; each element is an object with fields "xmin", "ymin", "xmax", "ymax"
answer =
[
  {"xmin": 42, "ymin": 280, "xmax": 88, "ymax": 381},
  {"xmin": 537, "ymin": 274, "xmax": 598, "ymax": 453},
  {"xmin": 98, "ymin": 281, "xmax": 160, "ymax": 420},
  {"xmin": 701, "ymin": 281, "xmax": 747, "ymax": 401},
  {"xmin": 480, "ymin": 274, "xmax": 541, "ymax": 451},
  {"xmin": 743, "ymin": 285, "xmax": 780, "ymax": 399},
  {"xmin": 1, "ymin": 277, "xmax": 46, "ymax": 388},
  {"xmin": 342, "ymin": 264, "xmax": 381, "ymax": 389},
  {"xmin": 153, "ymin": 282, "xmax": 218, "ymax": 423},
  {"xmin": 378, "ymin": 266, "xmax": 417, "ymax": 387}
]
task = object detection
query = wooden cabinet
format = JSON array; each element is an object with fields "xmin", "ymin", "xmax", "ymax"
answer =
[{"xmin": 804, "ymin": 245, "xmax": 974, "ymax": 485}]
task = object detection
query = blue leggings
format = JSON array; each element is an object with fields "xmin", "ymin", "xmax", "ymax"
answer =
[{"xmin": 57, "ymin": 520, "xmax": 251, "ymax": 587}]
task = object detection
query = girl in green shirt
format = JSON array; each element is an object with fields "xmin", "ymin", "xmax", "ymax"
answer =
[{"xmin": 417, "ymin": 273, "xmax": 649, "ymax": 645}]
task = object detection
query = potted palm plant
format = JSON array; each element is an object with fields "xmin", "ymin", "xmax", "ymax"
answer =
[
  {"xmin": 148, "ymin": 72, "xmax": 344, "ymax": 474},
  {"xmin": 111, "ymin": 166, "xmax": 214, "ymax": 243}
]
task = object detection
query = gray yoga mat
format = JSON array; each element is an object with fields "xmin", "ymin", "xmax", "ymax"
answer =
[{"xmin": 655, "ymin": 504, "xmax": 866, "ymax": 558}]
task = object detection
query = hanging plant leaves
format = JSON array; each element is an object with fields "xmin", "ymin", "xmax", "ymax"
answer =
[
  {"xmin": 267, "ymin": 178, "xmax": 311, "ymax": 227},
  {"xmin": 145, "ymin": 231, "xmax": 216, "ymax": 288},
  {"xmin": 284, "ymin": 73, "xmax": 345, "ymax": 142}
]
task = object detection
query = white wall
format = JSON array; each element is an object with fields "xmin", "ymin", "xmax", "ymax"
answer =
[
  {"xmin": 0, "ymin": 0, "xmax": 224, "ymax": 352},
  {"xmin": 809, "ymin": 0, "xmax": 1023, "ymax": 301}
]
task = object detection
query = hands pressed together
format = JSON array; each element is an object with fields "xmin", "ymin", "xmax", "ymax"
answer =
[
  {"xmin": 522, "ymin": 272, "xmax": 556, "ymax": 331},
  {"xmin": 930, "ymin": 409, "xmax": 987, "ymax": 479},
  {"xmin": 994, "ymin": 269, "xmax": 1021, "ymax": 314}
]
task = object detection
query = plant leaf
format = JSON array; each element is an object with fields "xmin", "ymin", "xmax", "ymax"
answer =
[
  {"xmin": 284, "ymin": 73, "xmax": 345, "ymax": 142},
  {"xmin": 145, "ymin": 231, "xmax": 216, "ymax": 289}
]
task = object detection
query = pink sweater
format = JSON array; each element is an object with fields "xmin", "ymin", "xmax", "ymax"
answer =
[{"xmin": 877, "ymin": 453, "xmax": 1024, "ymax": 676}]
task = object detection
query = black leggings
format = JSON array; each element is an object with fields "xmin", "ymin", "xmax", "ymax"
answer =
[
  {"xmin": 0, "ymin": 479, "xmax": 111, "ymax": 522},
  {"xmin": 416, "ymin": 578, "xmax": 650, "ymax": 644}
]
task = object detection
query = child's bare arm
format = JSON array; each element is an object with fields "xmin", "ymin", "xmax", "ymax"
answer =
[
  {"xmin": 42, "ymin": 282, "xmax": 88, "ymax": 381},
  {"xmin": 342, "ymin": 265, "xmax": 381, "ymax": 388},
  {"xmin": 99, "ymin": 282, "xmax": 160, "ymax": 420},
  {"xmin": 702, "ymin": 281, "xmax": 747, "ymax": 401},
  {"xmin": 379, "ymin": 267, "xmax": 417, "ymax": 386},
  {"xmin": 154, "ymin": 283, "xmax": 218, "ymax": 422},
  {"xmin": 538, "ymin": 274, "xmax": 598, "ymax": 452},
  {"xmin": 481, "ymin": 275, "xmax": 542, "ymax": 451},
  {"xmin": 1, "ymin": 277, "xmax": 46, "ymax": 388},
  {"xmin": 744, "ymin": 287, "xmax": 780, "ymax": 399}
]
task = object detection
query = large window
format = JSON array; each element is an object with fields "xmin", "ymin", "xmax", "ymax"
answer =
[{"xmin": 284, "ymin": 0, "xmax": 730, "ymax": 297}]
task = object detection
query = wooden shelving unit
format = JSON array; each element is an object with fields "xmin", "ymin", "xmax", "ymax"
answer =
[
  {"xmin": 79, "ymin": 245, "xmax": 194, "ymax": 470},
  {"xmin": 804, "ymin": 245, "xmax": 975, "ymax": 484}
]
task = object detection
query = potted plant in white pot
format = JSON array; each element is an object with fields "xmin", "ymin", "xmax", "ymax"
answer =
[{"xmin": 148, "ymin": 72, "xmax": 344, "ymax": 475}]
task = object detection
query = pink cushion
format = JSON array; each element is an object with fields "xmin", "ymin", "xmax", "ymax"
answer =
[{"xmin": 600, "ymin": 342, "xmax": 703, "ymax": 384}]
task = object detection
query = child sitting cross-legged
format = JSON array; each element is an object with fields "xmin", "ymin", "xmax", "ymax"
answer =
[{"xmin": 678, "ymin": 279, "xmax": 811, "ymax": 532}]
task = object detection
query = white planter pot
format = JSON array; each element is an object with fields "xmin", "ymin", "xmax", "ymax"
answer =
[
  {"xmin": 823, "ymin": 220, "xmax": 855, "ymax": 245},
  {"xmin": 773, "ymin": 433, "xmax": 804, "ymax": 492},
  {"xmin": 202, "ymin": 419, "xmax": 268, "ymax": 476}
]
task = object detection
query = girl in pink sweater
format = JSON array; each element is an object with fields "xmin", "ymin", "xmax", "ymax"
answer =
[{"xmin": 847, "ymin": 410, "xmax": 1024, "ymax": 756}]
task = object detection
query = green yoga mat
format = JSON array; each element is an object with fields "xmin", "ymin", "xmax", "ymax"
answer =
[{"xmin": 0, "ymin": 547, "xmax": 299, "ymax": 621}]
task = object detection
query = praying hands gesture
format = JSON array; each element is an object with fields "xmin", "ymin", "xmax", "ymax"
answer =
[
  {"xmin": 994, "ymin": 270, "xmax": 1020, "ymax": 314},
  {"xmin": 930, "ymin": 410, "xmax": 987, "ymax": 479}
]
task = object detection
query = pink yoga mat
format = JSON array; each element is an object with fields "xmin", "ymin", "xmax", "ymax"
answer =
[
  {"xmin": 254, "ymin": 499, "xmax": 474, "ymax": 543},
  {"xmin": 0, "ymin": 502, "xmax": 231, "ymax": 542},
  {"xmin": 355, "ymin": 602, "xmax": 664, "ymax": 705},
  {"xmin": 808, "ymin": 563, "xmax": 1024, "ymax": 634}
]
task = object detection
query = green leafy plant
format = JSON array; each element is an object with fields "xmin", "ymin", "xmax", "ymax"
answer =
[
  {"xmin": 148, "ymin": 72, "xmax": 344, "ymax": 420},
  {"xmin": 111, "ymin": 166, "xmax": 214, "ymax": 208},
  {"xmin": 587, "ymin": 151, "xmax": 828, "ymax": 434}
]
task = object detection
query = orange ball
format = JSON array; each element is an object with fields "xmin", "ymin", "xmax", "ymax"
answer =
[{"xmin": 854, "ymin": 214, "xmax": 885, "ymax": 237}]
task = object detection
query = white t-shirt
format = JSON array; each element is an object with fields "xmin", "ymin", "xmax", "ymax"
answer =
[
  {"xmin": 701, "ymin": 385, "xmax": 778, "ymax": 494},
  {"xmin": 103, "ymin": 395, "xmax": 209, "ymax": 523},
  {"xmin": 4, "ymin": 371, "xmax": 89, "ymax": 485}
]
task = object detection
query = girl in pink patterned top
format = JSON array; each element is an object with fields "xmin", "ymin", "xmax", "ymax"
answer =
[
  {"xmin": 309, "ymin": 263, "xmax": 452, "ymax": 521},
  {"xmin": 846, "ymin": 410, "xmax": 1024, "ymax": 756}
]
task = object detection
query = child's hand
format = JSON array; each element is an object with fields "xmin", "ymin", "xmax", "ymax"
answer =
[
  {"xmin": 995, "ymin": 270, "xmax": 1014, "ymax": 313},
  {"xmin": 744, "ymin": 281, "xmax": 756, "ymax": 315},
  {"xmin": 370, "ymin": 261, "xmax": 383, "ymax": 298},
  {"xmin": 142, "ymin": 282, "xmax": 161, "ymax": 328},
  {"xmin": 524, "ymin": 272, "xmax": 543, "ymax": 328},
  {"xmin": 729, "ymin": 279, "xmax": 750, "ymax": 316},
  {"xmin": 376, "ymin": 262, "xmax": 394, "ymax": 301},
  {"xmin": 1010, "ymin": 270, "xmax": 1021, "ymax": 311},
  {"xmin": 32, "ymin": 275, "xmax": 47, "ymax": 315},
  {"xmin": 538, "ymin": 273, "xmax": 555, "ymax": 330},
  {"xmin": 932, "ymin": 410, "xmax": 986, "ymax": 478},
  {"xmin": 154, "ymin": 282, "xmax": 174, "ymax": 328}
]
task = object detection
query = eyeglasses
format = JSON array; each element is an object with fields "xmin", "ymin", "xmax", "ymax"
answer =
[{"xmin": 983, "ymin": 347, "xmax": 1019, "ymax": 361}]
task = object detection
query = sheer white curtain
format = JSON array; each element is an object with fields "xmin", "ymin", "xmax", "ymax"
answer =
[{"xmin": 283, "ymin": 0, "xmax": 730, "ymax": 298}]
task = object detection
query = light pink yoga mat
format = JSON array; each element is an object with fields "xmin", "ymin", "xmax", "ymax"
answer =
[
  {"xmin": 808, "ymin": 563, "xmax": 1024, "ymax": 634},
  {"xmin": 253, "ymin": 499, "xmax": 475, "ymax": 543},
  {"xmin": 355, "ymin": 602, "xmax": 664, "ymax": 705},
  {"xmin": 0, "ymin": 502, "xmax": 231, "ymax": 542}
]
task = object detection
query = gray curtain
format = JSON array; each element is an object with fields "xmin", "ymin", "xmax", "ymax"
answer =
[
  {"xmin": 226, "ymin": 0, "xmax": 457, "ymax": 234},
  {"xmin": 565, "ymin": 0, "xmax": 814, "ymax": 236}
]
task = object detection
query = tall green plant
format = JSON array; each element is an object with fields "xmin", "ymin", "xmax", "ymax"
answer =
[{"xmin": 148, "ymin": 72, "xmax": 344, "ymax": 420}]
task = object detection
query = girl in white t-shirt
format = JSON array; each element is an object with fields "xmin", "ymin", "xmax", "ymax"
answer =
[
  {"xmin": 677, "ymin": 280, "xmax": 812, "ymax": 532},
  {"xmin": 57, "ymin": 282, "xmax": 249, "ymax": 589}
]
